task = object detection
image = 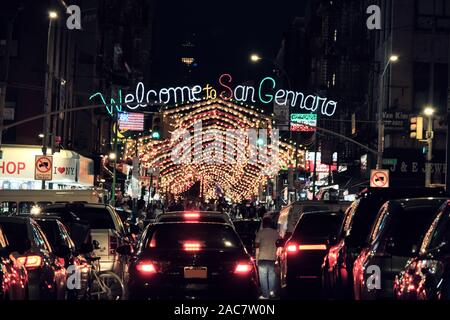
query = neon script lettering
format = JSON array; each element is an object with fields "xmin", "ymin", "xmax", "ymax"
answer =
[{"xmin": 90, "ymin": 74, "xmax": 339, "ymax": 117}]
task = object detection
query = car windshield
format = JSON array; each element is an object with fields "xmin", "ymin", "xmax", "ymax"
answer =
[
  {"xmin": 293, "ymin": 214, "xmax": 343, "ymax": 239},
  {"xmin": 144, "ymin": 223, "xmax": 242, "ymax": 250},
  {"xmin": 47, "ymin": 207, "xmax": 115, "ymax": 229},
  {"xmin": 0, "ymin": 222, "xmax": 28, "ymax": 249}
]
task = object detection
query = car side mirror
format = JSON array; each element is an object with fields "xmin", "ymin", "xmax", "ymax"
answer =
[
  {"xmin": 54, "ymin": 245, "xmax": 71, "ymax": 258},
  {"xmin": 92, "ymin": 240, "xmax": 100, "ymax": 250},
  {"xmin": 276, "ymin": 238, "xmax": 286, "ymax": 248},
  {"xmin": 116, "ymin": 244, "xmax": 132, "ymax": 256}
]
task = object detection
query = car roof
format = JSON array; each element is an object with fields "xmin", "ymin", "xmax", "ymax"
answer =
[
  {"xmin": 358, "ymin": 187, "xmax": 447, "ymax": 199},
  {"xmin": 150, "ymin": 221, "xmax": 231, "ymax": 226},
  {"xmin": 45, "ymin": 203, "xmax": 108, "ymax": 210},
  {"xmin": 0, "ymin": 216, "xmax": 29, "ymax": 224},
  {"xmin": 389, "ymin": 197, "xmax": 449, "ymax": 210}
]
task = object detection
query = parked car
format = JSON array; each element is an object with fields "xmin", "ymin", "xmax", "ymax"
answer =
[
  {"xmin": 122, "ymin": 221, "xmax": 259, "ymax": 299},
  {"xmin": 278, "ymin": 211, "xmax": 344, "ymax": 295},
  {"xmin": 0, "ymin": 224, "xmax": 28, "ymax": 300},
  {"xmin": 0, "ymin": 216, "xmax": 67, "ymax": 300},
  {"xmin": 44, "ymin": 203, "xmax": 128, "ymax": 274},
  {"xmin": 322, "ymin": 187, "xmax": 447, "ymax": 299},
  {"xmin": 233, "ymin": 219, "xmax": 261, "ymax": 256},
  {"xmin": 353, "ymin": 197, "xmax": 447, "ymax": 300},
  {"xmin": 394, "ymin": 200, "xmax": 450, "ymax": 300},
  {"xmin": 33, "ymin": 217, "xmax": 88, "ymax": 298}
]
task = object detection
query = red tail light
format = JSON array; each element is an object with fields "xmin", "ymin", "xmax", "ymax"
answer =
[
  {"xmin": 136, "ymin": 261, "xmax": 157, "ymax": 274},
  {"xmin": 286, "ymin": 243, "xmax": 299, "ymax": 253},
  {"xmin": 184, "ymin": 212, "xmax": 200, "ymax": 220},
  {"xmin": 17, "ymin": 255, "xmax": 42, "ymax": 269},
  {"xmin": 184, "ymin": 241, "xmax": 201, "ymax": 252},
  {"xmin": 235, "ymin": 263, "xmax": 253, "ymax": 274}
]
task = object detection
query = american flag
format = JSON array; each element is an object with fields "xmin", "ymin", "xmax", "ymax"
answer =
[{"xmin": 118, "ymin": 112, "xmax": 144, "ymax": 131}]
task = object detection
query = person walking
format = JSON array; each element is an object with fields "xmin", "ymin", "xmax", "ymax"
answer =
[{"xmin": 255, "ymin": 216, "xmax": 280, "ymax": 299}]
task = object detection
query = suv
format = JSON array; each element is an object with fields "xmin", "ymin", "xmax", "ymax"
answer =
[
  {"xmin": 44, "ymin": 203, "xmax": 127, "ymax": 274},
  {"xmin": 322, "ymin": 187, "xmax": 447, "ymax": 299}
]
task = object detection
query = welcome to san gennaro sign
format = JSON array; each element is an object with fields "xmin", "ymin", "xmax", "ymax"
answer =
[{"xmin": 89, "ymin": 74, "xmax": 338, "ymax": 117}]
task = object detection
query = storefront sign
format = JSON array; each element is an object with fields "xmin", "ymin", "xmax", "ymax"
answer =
[
  {"xmin": 90, "ymin": 74, "xmax": 339, "ymax": 117},
  {"xmin": 290, "ymin": 113, "xmax": 317, "ymax": 132}
]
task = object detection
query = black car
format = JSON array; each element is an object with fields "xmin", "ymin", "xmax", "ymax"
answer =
[
  {"xmin": 0, "ymin": 216, "xmax": 67, "ymax": 300},
  {"xmin": 121, "ymin": 221, "xmax": 259, "ymax": 299},
  {"xmin": 322, "ymin": 187, "xmax": 447, "ymax": 299},
  {"xmin": 0, "ymin": 224, "xmax": 28, "ymax": 300},
  {"xmin": 353, "ymin": 197, "xmax": 447, "ymax": 300},
  {"xmin": 394, "ymin": 200, "xmax": 450, "ymax": 300},
  {"xmin": 279, "ymin": 211, "xmax": 343, "ymax": 295},
  {"xmin": 233, "ymin": 219, "xmax": 261, "ymax": 256},
  {"xmin": 33, "ymin": 217, "xmax": 88, "ymax": 298}
]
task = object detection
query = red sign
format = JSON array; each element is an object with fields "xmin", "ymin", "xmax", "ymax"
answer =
[{"xmin": 35, "ymin": 156, "xmax": 53, "ymax": 180}]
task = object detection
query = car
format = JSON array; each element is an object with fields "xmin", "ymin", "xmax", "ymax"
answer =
[
  {"xmin": 44, "ymin": 203, "xmax": 128, "ymax": 273},
  {"xmin": 394, "ymin": 200, "xmax": 450, "ymax": 300},
  {"xmin": 154, "ymin": 211, "xmax": 233, "ymax": 226},
  {"xmin": 353, "ymin": 197, "xmax": 447, "ymax": 300},
  {"xmin": 322, "ymin": 187, "xmax": 447, "ymax": 299},
  {"xmin": 233, "ymin": 219, "xmax": 261, "ymax": 256},
  {"xmin": 277, "ymin": 201, "xmax": 350, "ymax": 239},
  {"xmin": 0, "ymin": 224, "xmax": 28, "ymax": 300},
  {"xmin": 122, "ymin": 221, "xmax": 259, "ymax": 299},
  {"xmin": 278, "ymin": 211, "xmax": 344, "ymax": 295},
  {"xmin": 0, "ymin": 216, "xmax": 67, "ymax": 300},
  {"xmin": 32, "ymin": 217, "xmax": 88, "ymax": 299}
]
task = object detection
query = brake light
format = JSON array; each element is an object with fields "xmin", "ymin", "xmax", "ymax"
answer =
[
  {"xmin": 286, "ymin": 243, "xmax": 298, "ymax": 253},
  {"xmin": 184, "ymin": 241, "xmax": 201, "ymax": 252},
  {"xmin": 136, "ymin": 261, "xmax": 157, "ymax": 274},
  {"xmin": 17, "ymin": 255, "xmax": 42, "ymax": 269},
  {"xmin": 299, "ymin": 244, "xmax": 327, "ymax": 251},
  {"xmin": 235, "ymin": 263, "xmax": 253, "ymax": 274},
  {"xmin": 184, "ymin": 212, "xmax": 200, "ymax": 220}
]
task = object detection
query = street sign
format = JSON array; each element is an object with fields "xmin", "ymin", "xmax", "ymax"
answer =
[
  {"xmin": 35, "ymin": 155, "xmax": 53, "ymax": 181},
  {"xmin": 370, "ymin": 169, "xmax": 389, "ymax": 188}
]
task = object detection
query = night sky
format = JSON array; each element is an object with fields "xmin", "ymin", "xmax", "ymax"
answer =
[{"xmin": 151, "ymin": 0, "xmax": 306, "ymax": 87}]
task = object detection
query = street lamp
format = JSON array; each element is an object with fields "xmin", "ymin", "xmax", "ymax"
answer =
[
  {"xmin": 424, "ymin": 106, "xmax": 435, "ymax": 187},
  {"xmin": 376, "ymin": 54, "xmax": 399, "ymax": 169},
  {"xmin": 48, "ymin": 11, "xmax": 58, "ymax": 19},
  {"xmin": 250, "ymin": 54, "xmax": 262, "ymax": 62},
  {"xmin": 108, "ymin": 152, "xmax": 117, "ymax": 160}
]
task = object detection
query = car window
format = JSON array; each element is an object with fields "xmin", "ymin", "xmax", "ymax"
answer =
[
  {"xmin": 0, "ymin": 222, "xmax": 28, "ymax": 250},
  {"xmin": 369, "ymin": 204, "xmax": 389, "ymax": 245},
  {"xmin": 293, "ymin": 214, "xmax": 343, "ymax": 239},
  {"xmin": 57, "ymin": 221, "xmax": 76, "ymax": 250},
  {"xmin": 144, "ymin": 224, "xmax": 242, "ymax": 250},
  {"xmin": 0, "ymin": 227, "xmax": 8, "ymax": 248},
  {"xmin": 47, "ymin": 206, "xmax": 116, "ymax": 230},
  {"xmin": 19, "ymin": 202, "xmax": 35, "ymax": 214},
  {"xmin": 31, "ymin": 221, "xmax": 52, "ymax": 252},
  {"xmin": 420, "ymin": 210, "xmax": 445, "ymax": 254},
  {"xmin": 0, "ymin": 202, "xmax": 17, "ymax": 215}
]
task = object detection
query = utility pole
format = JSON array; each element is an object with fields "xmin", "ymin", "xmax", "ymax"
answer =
[
  {"xmin": 312, "ymin": 132, "xmax": 318, "ymax": 200},
  {"xmin": 425, "ymin": 112, "xmax": 434, "ymax": 187},
  {"xmin": 111, "ymin": 111, "xmax": 118, "ymax": 205},
  {"xmin": 446, "ymin": 28, "xmax": 450, "ymax": 192}
]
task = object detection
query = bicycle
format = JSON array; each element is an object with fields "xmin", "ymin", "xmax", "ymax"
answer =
[{"xmin": 82, "ymin": 256, "xmax": 125, "ymax": 300}]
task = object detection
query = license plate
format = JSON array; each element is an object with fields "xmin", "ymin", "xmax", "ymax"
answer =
[{"xmin": 184, "ymin": 267, "xmax": 207, "ymax": 279}]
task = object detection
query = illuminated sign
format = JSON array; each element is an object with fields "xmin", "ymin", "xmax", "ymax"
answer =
[
  {"xmin": 118, "ymin": 112, "xmax": 144, "ymax": 131},
  {"xmin": 290, "ymin": 113, "xmax": 317, "ymax": 132},
  {"xmin": 89, "ymin": 74, "xmax": 338, "ymax": 117}
]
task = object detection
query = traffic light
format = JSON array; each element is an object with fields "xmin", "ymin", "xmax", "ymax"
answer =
[
  {"xmin": 151, "ymin": 113, "xmax": 162, "ymax": 139},
  {"xmin": 410, "ymin": 116, "xmax": 423, "ymax": 140}
]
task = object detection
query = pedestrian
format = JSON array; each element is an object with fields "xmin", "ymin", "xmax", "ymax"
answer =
[{"xmin": 255, "ymin": 216, "xmax": 280, "ymax": 299}]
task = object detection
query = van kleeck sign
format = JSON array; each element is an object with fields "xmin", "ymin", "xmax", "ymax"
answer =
[{"xmin": 89, "ymin": 74, "xmax": 338, "ymax": 117}]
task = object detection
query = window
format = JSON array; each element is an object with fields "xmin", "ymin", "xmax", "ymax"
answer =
[
  {"xmin": 0, "ymin": 201, "xmax": 17, "ymax": 215},
  {"xmin": 416, "ymin": 0, "xmax": 450, "ymax": 31},
  {"xmin": 31, "ymin": 222, "xmax": 52, "ymax": 252},
  {"xmin": 413, "ymin": 62, "xmax": 430, "ymax": 112}
]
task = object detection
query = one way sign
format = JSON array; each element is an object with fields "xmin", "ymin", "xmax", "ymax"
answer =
[{"xmin": 370, "ymin": 169, "xmax": 389, "ymax": 188}]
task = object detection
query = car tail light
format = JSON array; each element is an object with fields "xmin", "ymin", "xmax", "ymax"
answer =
[
  {"xmin": 184, "ymin": 212, "xmax": 200, "ymax": 220},
  {"xmin": 136, "ymin": 261, "xmax": 157, "ymax": 274},
  {"xmin": 299, "ymin": 244, "xmax": 327, "ymax": 251},
  {"xmin": 235, "ymin": 263, "xmax": 253, "ymax": 274},
  {"xmin": 286, "ymin": 242, "xmax": 299, "ymax": 254},
  {"xmin": 184, "ymin": 241, "xmax": 201, "ymax": 252},
  {"xmin": 17, "ymin": 255, "xmax": 42, "ymax": 269}
]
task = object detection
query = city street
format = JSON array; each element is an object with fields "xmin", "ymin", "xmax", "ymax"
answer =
[{"xmin": 1, "ymin": 0, "xmax": 450, "ymax": 311}]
